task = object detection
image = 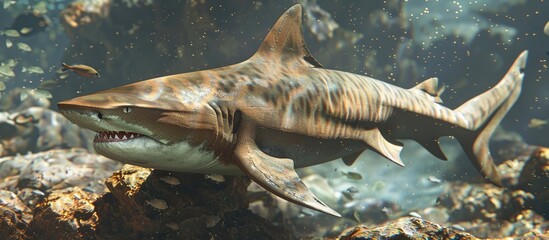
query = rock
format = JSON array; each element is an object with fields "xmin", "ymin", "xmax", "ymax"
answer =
[
  {"xmin": 0, "ymin": 107, "xmax": 94, "ymax": 158},
  {"xmin": 518, "ymin": 147, "xmax": 549, "ymax": 218},
  {"xmin": 0, "ymin": 190, "xmax": 32, "ymax": 240},
  {"xmin": 337, "ymin": 217, "xmax": 476, "ymax": 239},
  {"xmin": 0, "ymin": 149, "xmax": 121, "ymax": 208},
  {"xmin": 28, "ymin": 187, "xmax": 99, "ymax": 240},
  {"xmin": 92, "ymin": 165, "xmax": 292, "ymax": 239}
]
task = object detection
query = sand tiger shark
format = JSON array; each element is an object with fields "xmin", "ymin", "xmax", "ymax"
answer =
[{"xmin": 58, "ymin": 5, "xmax": 528, "ymax": 217}]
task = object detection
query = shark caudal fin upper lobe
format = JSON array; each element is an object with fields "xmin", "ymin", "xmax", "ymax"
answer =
[{"xmin": 454, "ymin": 51, "xmax": 528, "ymax": 186}]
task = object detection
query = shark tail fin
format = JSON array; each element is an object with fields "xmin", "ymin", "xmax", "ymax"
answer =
[{"xmin": 454, "ymin": 51, "xmax": 528, "ymax": 186}]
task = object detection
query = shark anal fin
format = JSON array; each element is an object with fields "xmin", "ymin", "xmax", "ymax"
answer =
[
  {"xmin": 234, "ymin": 122, "xmax": 340, "ymax": 217},
  {"xmin": 342, "ymin": 151, "xmax": 364, "ymax": 166},
  {"xmin": 417, "ymin": 139, "xmax": 448, "ymax": 161},
  {"xmin": 360, "ymin": 128, "xmax": 404, "ymax": 167}
]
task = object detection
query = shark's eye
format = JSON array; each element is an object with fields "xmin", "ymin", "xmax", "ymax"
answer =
[{"xmin": 123, "ymin": 107, "xmax": 132, "ymax": 114}]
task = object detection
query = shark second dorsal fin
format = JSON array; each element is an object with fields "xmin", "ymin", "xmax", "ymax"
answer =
[
  {"xmin": 411, "ymin": 77, "xmax": 445, "ymax": 103},
  {"xmin": 253, "ymin": 4, "xmax": 322, "ymax": 68}
]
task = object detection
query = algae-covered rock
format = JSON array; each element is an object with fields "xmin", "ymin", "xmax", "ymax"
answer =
[
  {"xmin": 28, "ymin": 187, "xmax": 99, "ymax": 240},
  {"xmin": 93, "ymin": 165, "xmax": 292, "ymax": 239},
  {"xmin": 337, "ymin": 217, "xmax": 476, "ymax": 240}
]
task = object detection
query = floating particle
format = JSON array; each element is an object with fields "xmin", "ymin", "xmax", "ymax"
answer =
[
  {"xmin": 342, "ymin": 171, "xmax": 363, "ymax": 180},
  {"xmin": 6, "ymin": 39, "xmax": 12, "ymax": 48},
  {"xmin": 427, "ymin": 176, "xmax": 442, "ymax": 183},
  {"xmin": 2, "ymin": 29, "xmax": 20, "ymax": 37},
  {"xmin": 16, "ymin": 42, "xmax": 32, "ymax": 52},
  {"xmin": 160, "ymin": 176, "xmax": 180, "ymax": 185},
  {"xmin": 205, "ymin": 174, "xmax": 225, "ymax": 183},
  {"xmin": 0, "ymin": 81, "xmax": 5, "ymax": 91},
  {"xmin": 0, "ymin": 66, "xmax": 15, "ymax": 77},
  {"xmin": 146, "ymin": 198, "xmax": 168, "ymax": 210},
  {"xmin": 409, "ymin": 211, "xmax": 422, "ymax": 218},
  {"xmin": 23, "ymin": 66, "xmax": 44, "ymax": 74}
]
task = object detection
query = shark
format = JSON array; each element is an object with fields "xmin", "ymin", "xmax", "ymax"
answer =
[{"xmin": 58, "ymin": 4, "xmax": 528, "ymax": 217}]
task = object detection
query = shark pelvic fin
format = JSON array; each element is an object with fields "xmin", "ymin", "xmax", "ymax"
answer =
[
  {"xmin": 411, "ymin": 77, "xmax": 445, "ymax": 103},
  {"xmin": 253, "ymin": 4, "xmax": 322, "ymax": 68},
  {"xmin": 234, "ymin": 121, "xmax": 340, "ymax": 217},
  {"xmin": 361, "ymin": 128, "xmax": 404, "ymax": 167}
]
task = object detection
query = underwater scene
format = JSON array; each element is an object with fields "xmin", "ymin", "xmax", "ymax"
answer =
[{"xmin": 0, "ymin": 0, "xmax": 548, "ymax": 239}]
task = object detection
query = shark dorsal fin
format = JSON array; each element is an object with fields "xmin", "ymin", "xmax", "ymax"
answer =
[{"xmin": 253, "ymin": 4, "xmax": 322, "ymax": 68}]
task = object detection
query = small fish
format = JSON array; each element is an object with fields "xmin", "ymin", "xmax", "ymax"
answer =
[
  {"xmin": 427, "ymin": 176, "xmax": 442, "ymax": 183},
  {"xmin": 6, "ymin": 39, "xmax": 12, "ymax": 48},
  {"xmin": 353, "ymin": 210, "xmax": 361, "ymax": 222},
  {"xmin": 22, "ymin": 66, "xmax": 44, "ymax": 74},
  {"xmin": 2, "ymin": 29, "xmax": 20, "ymax": 37},
  {"xmin": 0, "ymin": 81, "xmax": 5, "ymax": 91},
  {"xmin": 347, "ymin": 186, "xmax": 359, "ymax": 193},
  {"xmin": 145, "ymin": 198, "xmax": 168, "ymax": 210},
  {"xmin": 544, "ymin": 20, "xmax": 549, "ymax": 36},
  {"xmin": 528, "ymin": 118, "xmax": 547, "ymax": 129},
  {"xmin": 451, "ymin": 224, "xmax": 465, "ymax": 231},
  {"xmin": 341, "ymin": 191, "xmax": 354, "ymax": 200},
  {"xmin": 16, "ymin": 42, "xmax": 32, "ymax": 52},
  {"xmin": 166, "ymin": 222, "xmax": 179, "ymax": 230},
  {"xmin": 160, "ymin": 176, "xmax": 181, "ymax": 185},
  {"xmin": 0, "ymin": 65, "xmax": 15, "ymax": 77},
  {"xmin": 341, "ymin": 171, "xmax": 363, "ymax": 180},
  {"xmin": 62, "ymin": 63, "xmax": 100, "ymax": 78},
  {"xmin": 409, "ymin": 211, "xmax": 422, "ymax": 218},
  {"xmin": 20, "ymin": 27, "xmax": 32, "ymax": 35},
  {"xmin": 3, "ymin": 0, "xmax": 15, "ymax": 9},
  {"xmin": 205, "ymin": 174, "xmax": 225, "ymax": 183},
  {"xmin": 39, "ymin": 79, "xmax": 58, "ymax": 89},
  {"xmin": 9, "ymin": 12, "xmax": 50, "ymax": 36}
]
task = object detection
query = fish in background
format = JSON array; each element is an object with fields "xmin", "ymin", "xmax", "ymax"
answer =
[
  {"xmin": 8, "ymin": 11, "xmax": 50, "ymax": 37},
  {"xmin": 61, "ymin": 63, "xmax": 100, "ymax": 78}
]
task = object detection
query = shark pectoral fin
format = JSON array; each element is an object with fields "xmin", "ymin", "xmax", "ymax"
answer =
[
  {"xmin": 342, "ymin": 150, "xmax": 365, "ymax": 166},
  {"xmin": 234, "ymin": 123, "xmax": 341, "ymax": 217},
  {"xmin": 360, "ymin": 128, "xmax": 404, "ymax": 167},
  {"xmin": 417, "ymin": 139, "xmax": 448, "ymax": 161}
]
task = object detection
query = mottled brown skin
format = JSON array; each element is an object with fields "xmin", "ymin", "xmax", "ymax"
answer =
[{"xmin": 58, "ymin": 5, "xmax": 528, "ymax": 216}]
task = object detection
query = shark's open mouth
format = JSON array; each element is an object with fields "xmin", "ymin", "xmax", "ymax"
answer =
[{"xmin": 94, "ymin": 131, "xmax": 143, "ymax": 142}]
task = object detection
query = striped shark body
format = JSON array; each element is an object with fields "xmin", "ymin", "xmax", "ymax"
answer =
[{"xmin": 58, "ymin": 5, "xmax": 528, "ymax": 217}]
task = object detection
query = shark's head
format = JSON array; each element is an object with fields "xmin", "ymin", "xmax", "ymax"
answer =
[{"xmin": 58, "ymin": 73, "xmax": 241, "ymax": 174}]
